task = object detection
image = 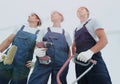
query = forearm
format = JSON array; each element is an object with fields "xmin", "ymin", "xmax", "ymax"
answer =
[
  {"xmin": 0, "ymin": 40, "xmax": 11, "ymax": 52},
  {"xmin": 90, "ymin": 35, "xmax": 108, "ymax": 53},
  {"xmin": 0, "ymin": 34, "xmax": 15, "ymax": 52},
  {"xmin": 68, "ymin": 47, "xmax": 71, "ymax": 57},
  {"xmin": 72, "ymin": 41, "xmax": 76, "ymax": 55},
  {"xmin": 90, "ymin": 29, "xmax": 108, "ymax": 53}
]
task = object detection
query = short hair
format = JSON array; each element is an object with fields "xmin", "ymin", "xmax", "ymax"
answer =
[
  {"xmin": 34, "ymin": 13, "xmax": 42, "ymax": 26},
  {"xmin": 77, "ymin": 6, "xmax": 89, "ymax": 17},
  {"xmin": 51, "ymin": 11, "xmax": 64, "ymax": 22}
]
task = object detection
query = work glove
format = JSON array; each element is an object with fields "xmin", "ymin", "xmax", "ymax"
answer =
[
  {"xmin": 34, "ymin": 48, "xmax": 47, "ymax": 57},
  {"xmin": 0, "ymin": 45, "xmax": 17, "ymax": 64},
  {"xmin": 77, "ymin": 50, "xmax": 94, "ymax": 63},
  {"xmin": 26, "ymin": 60, "xmax": 34, "ymax": 68},
  {"xmin": 0, "ymin": 53, "xmax": 6, "ymax": 62},
  {"xmin": 3, "ymin": 45, "xmax": 17, "ymax": 65}
]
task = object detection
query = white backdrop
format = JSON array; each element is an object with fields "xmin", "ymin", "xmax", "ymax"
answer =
[{"xmin": 0, "ymin": 0, "xmax": 120, "ymax": 84}]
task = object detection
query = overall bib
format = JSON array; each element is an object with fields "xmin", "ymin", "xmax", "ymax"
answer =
[
  {"xmin": 10, "ymin": 25, "xmax": 39, "ymax": 84},
  {"xmin": 75, "ymin": 21, "xmax": 112, "ymax": 84},
  {"xmin": 0, "ymin": 25, "xmax": 39, "ymax": 84},
  {"xmin": 28, "ymin": 28, "xmax": 69, "ymax": 84}
]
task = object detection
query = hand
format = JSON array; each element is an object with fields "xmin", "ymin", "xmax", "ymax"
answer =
[
  {"xmin": 0, "ymin": 53, "xmax": 6, "ymax": 62},
  {"xmin": 77, "ymin": 50, "xmax": 94, "ymax": 63},
  {"xmin": 72, "ymin": 54, "xmax": 76, "ymax": 63},
  {"xmin": 0, "ymin": 53, "xmax": 4, "ymax": 62},
  {"xmin": 36, "ymin": 42, "xmax": 45, "ymax": 48},
  {"xmin": 26, "ymin": 61, "xmax": 34, "ymax": 68},
  {"xmin": 34, "ymin": 48, "xmax": 47, "ymax": 57}
]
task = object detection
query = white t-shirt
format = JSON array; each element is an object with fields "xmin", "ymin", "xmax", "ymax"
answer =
[
  {"xmin": 75, "ymin": 18, "xmax": 103, "ymax": 42},
  {"xmin": 13, "ymin": 24, "xmax": 40, "ymax": 41},
  {"xmin": 36, "ymin": 27, "xmax": 72, "ymax": 46}
]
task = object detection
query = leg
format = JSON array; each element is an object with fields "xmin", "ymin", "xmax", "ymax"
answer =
[
  {"xmin": 0, "ymin": 75, "xmax": 10, "ymax": 84},
  {"xmin": 75, "ymin": 64, "xmax": 88, "ymax": 84},
  {"xmin": 87, "ymin": 73, "xmax": 112, "ymax": 84},
  {"xmin": 11, "ymin": 66, "xmax": 29, "ymax": 84},
  {"xmin": 10, "ymin": 78, "xmax": 27, "ymax": 84},
  {"xmin": 0, "ymin": 63, "xmax": 12, "ymax": 84},
  {"xmin": 60, "ymin": 65, "xmax": 69, "ymax": 84},
  {"xmin": 28, "ymin": 61, "xmax": 51, "ymax": 84},
  {"xmin": 51, "ymin": 65, "xmax": 69, "ymax": 84},
  {"xmin": 87, "ymin": 59, "xmax": 112, "ymax": 84}
]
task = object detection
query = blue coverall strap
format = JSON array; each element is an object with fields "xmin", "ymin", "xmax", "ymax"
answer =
[
  {"xmin": 20, "ymin": 25, "xmax": 25, "ymax": 31},
  {"xmin": 35, "ymin": 30, "xmax": 40, "ymax": 35},
  {"xmin": 83, "ymin": 19, "xmax": 91, "ymax": 26},
  {"xmin": 74, "ymin": 19, "xmax": 91, "ymax": 33},
  {"xmin": 74, "ymin": 27, "xmax": 77, "ymax": 32},
  {"xmin": 74, "ymin": 28, "xmax": 78, "ymax": 39},
  {"xmin": 47, "ymin": 27, "xmax": 51, "ymax": 32},
  {"xmin": 62, "ymin": 29, "xmax": 65, "ymax": 35}
]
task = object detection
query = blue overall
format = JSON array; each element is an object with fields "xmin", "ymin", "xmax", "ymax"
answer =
[
  {"xmin": 0, "ymin": 25, "xmax": 39, "ymax": 84},
  {"xmin": 28, "ymin": 28, "xmax": 69, "ymax": 84},
  {"xmin": 74, "ymin": 20, "xmax": 112, "ymax": 84}
]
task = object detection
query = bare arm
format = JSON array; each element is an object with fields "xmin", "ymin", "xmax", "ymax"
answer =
[
  {"xmin": 0, "ymin": 34, "xmax": 15, "ymax": 52},
  {"xmin": 90, "ymin": 29, "xmax": 108, "ymax": 53},
  {"xmin": 72, "ymin": 41, "xmax": 76, "ymax": 55},
  {"xmin": 68, "ymin": 47, "xmax": 71, "ymax": 57}
]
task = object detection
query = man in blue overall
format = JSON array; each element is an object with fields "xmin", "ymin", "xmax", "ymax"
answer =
[
  {"xmin": 72, "ymin": 7, "xmax": 112, "ymax": 84},
  {"xmin": 28, "ymin": 11, "xmax": 72, "ymax": 84},
  {"xmin": 0, "ymin": 13, "xmax": 41, "ymax": 84}
]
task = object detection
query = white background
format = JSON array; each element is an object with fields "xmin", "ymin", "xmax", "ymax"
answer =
[{"xmin": 0, "ymin": 0, "xmax": 120, "ymax": 84}]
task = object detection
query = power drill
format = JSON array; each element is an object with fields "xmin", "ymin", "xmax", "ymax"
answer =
[
  {"xmin": 36, "ymin": 38, "xmax": 53, "ymax": 64},
  {"xmin": 36, "ymin": 37, "xmax": 53, "ymax": 48}
]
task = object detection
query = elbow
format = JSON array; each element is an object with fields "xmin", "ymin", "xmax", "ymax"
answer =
[
  {"xmin": 100, "ymin": 37, "xmax": 108, "ymax": 47},
  {"xmin": 104, "ymin": 38, "xmax": 108, "ymax": 46}
]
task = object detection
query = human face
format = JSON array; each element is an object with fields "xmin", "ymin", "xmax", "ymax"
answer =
[
  {"xmin": 51, "ymin": 11, "xmax": 63, "ymax": 23},
  {"xmin": 77, "ymin": 7, "xmax": 89, "ymax": 20},
  {"xmin": 28, "ymin": 13, "xmax": 40, "ymax": 26}
]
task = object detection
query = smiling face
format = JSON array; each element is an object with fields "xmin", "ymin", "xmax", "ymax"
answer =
[
  {"xmin": 77, "ymin": 7, "xmax": 89, "ymax": 21},
  {"xmin": 51, "ymin": 11, "xmax": 64, "ymax": 23}
]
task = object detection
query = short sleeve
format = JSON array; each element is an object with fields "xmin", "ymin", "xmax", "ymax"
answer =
[
  {"xmin": 86, "ymin": 18, "xmax": 103, "ymax": 41},
  {"xmin": 90, "ymin": 18, "xmax": 103, "ymax": 31},
  {"xmin": 65, "ymin": 32, "xmax": 72, "ymax": 47},
  {"xmin": 36, "ymin": 29, "xmax": 45, "ymax": 42}
]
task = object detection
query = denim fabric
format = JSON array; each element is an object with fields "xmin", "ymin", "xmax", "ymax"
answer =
[
  {"xmin": 0, "ymin": 25, "xmax": 38, "ymax": 84},
  {"xmin": 74, "ymin": 21, "xmax": 112, "ymax": 84},
  {"xmin": 28, "ymin": 28, "xmax": 69, "ymax": 84}
]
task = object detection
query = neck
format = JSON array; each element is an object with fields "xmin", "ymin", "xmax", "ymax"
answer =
[
  {"xmin": 29, "ymin": 23, "xmax": 38, "ymax": 28},
  {"xmin": 80, "ymin": 18, "xmax": 88, "ymax": 23},
  {"xmin": 79, "ymin": 15, "xmax": 88, "ymax": 23},
  {"xmin": 53, "ymin": 22, "xmax": 61, "ymax": 27}
]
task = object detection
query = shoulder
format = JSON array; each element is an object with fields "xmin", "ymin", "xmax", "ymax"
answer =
[
  {"xmin": 62, "ymin": 29, "xmax": 71, "ymax": 37},
  {"xmin": 63, "ymin": 29, "xmax": 69, "ymax": 34},
  {"xmin": 88, "ymin": 18, "xmax": 100, "ymax": 25},
  {"xmin": 40, "ymin": 27, "xmax": 49, "ymax": 35},
  {"xmin": 12, "ymin": 24, "xmax": 25, "ymax": 34},
  {"xmin": 87, "ymin": 18, "xmax": 102, "ymax": 30}
]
